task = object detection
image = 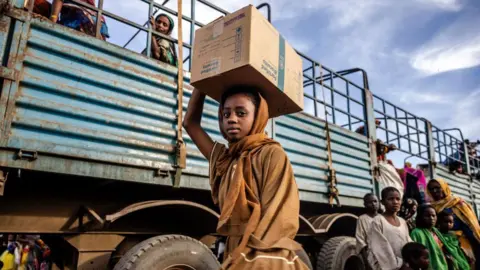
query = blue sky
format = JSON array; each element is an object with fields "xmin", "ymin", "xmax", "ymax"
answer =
[{"xmin": 102, "ymin": 0, "xmax": 479, "ymax": 166}]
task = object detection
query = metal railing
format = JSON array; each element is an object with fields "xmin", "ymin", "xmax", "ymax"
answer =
[
  {"xmin": 372, "ymin": 95, "xmax": 430, "ymax": 161},
  {"xmin": 301, "ymin": 57, "xmax": 368, "ymax": 133},
  {"xmin": 21, "ymin": 0, "xmax": 478, "ymax": 179}
]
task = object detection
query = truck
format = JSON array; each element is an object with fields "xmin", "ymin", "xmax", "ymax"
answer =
[{"xmin": 0, "ymin": 0, "xmax": 478, "ymax": 269}]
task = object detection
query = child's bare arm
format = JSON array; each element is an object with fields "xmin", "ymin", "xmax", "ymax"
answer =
[{"xmin": 183, "ymin": 89, "xmax": 214, "ymax": 159}]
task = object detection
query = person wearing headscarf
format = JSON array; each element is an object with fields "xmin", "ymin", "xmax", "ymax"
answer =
[
  {"xmin": 427, "ymin": 178, "xmax": 480, "ymax": 269},
  {"xmin": 24, "ymin": 0, "xmax": 52, "ymax": 17},
  {"xmin": 143, "ymin": 13, "xmax": 178, "ymax": 66},
  {"xmin": 50, "ymin": 0, "xmax": 110, "ymax": 40},
  {"xmin": 183, "ymin": 86, "xmax": 309, "ymax": 269}
]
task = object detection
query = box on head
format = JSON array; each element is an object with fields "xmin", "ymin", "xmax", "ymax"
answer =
[{"xmin": 190, "ymin": 5, "xmax": 304, "ymax": 118}]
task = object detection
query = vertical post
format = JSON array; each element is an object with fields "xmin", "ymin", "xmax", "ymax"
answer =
[
  {"xmin": 146, "ymin": 0, "xmax": 154, "ymax": 58},
  {"xmin": 312, "ymin": 62, "xmax": 318, "ymax": 117},
  {"xmin": 382, "ymin": 101, "xmax": 389, "ymax": 144},
  {"xmin": 462, "ymin": 141, "xmax": 471, "ymax": 176},
  {"xmin": 426, "ymin": 120, "xmax": 436, "ymax": 179},
  {"xmin": 95, "ymin": 0, "xmax": 104, "ymax": 39},
  {"xmin": 364, "ymin": 89, "xmax": 379, "ymax": 197},
  {"xmin": 346, "ymin": 82, "xmax": 351, "ymax": 131},
  {"xmin": 189, "ymin": 0, "xmax": 195, "ymax": 71},
  {"xmin": 330, "ymin": 73, "xmax": 335, "ymax": 124}
]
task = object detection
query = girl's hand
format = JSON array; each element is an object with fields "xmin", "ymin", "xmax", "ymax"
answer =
[{"xmin": 150, "ymin": 16, "xmax": 156, "ymax": 27}]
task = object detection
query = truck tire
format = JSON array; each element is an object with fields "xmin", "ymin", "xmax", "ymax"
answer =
[
  {"xmin": 316, "ymin": 236, "xmax": 365, "ymax": 270},
  {"xmin": 113, "ymin": 234, "xmax": 221, "ymax": 270}
]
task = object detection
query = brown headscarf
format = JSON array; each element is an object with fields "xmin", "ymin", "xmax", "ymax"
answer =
[{"xmin": 210, "ymin": 92, "xmax": 308, "ymax": 269}]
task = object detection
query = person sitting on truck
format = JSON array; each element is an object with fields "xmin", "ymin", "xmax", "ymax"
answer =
[
  {"xmin": 142, "ymin": 13, "xmax": 178, "ymax": 67},
  {"xmin": 24, "ymin": 0, "xmax": 51, "ymax": 18},
  {"xmin": 355, "ymin": 119, "xmax": 381, "ymax": 136},
  {"xmin": 183, "ymin": 86, "xmax": 309, "ymax": 269},
  {"xmin": 367, "ymin": 187, "xmax": 412, "ymax": 270},
  {"xmin": 400, "ymin": 242, "xmax": 430, "ymax": 270},
  {"xmin": 50, "ymin": 0, "xmax": 110, "ymax": 40},
  {"xmin": 427, "ymin": 178, "xmax": 480, "ymax": 270},
  {"xmin": 356, "ymin": 193, "xmax": 379, "ymax": 266}
]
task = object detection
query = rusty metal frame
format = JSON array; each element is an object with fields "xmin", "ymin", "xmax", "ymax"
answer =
[{"xmin": 105, "ymin": 200, "xmax": 219, "ymax": 223}]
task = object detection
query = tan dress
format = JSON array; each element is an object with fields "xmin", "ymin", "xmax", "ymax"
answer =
[
  {"xmin": 355, "ymin": 214, "xmax": 375, "ymax": 253},
  {"xmin": 210, "ymin": 142, "xmax": 309, "ymax": 269},
  {"xmin": 367, "ymin": 215, "xmax": 412, "ymax": 270}
]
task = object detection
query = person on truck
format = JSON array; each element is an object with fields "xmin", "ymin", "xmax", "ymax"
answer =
[
  {"xmin": 143, "ymin": 13, "xmax": 178, "ymax": 67},
  {"xmin": 183, "ymin": 86, "xmax": 309, "ymax": 269},
  {"xmin": 367, "ymin": 187, "xmax": 412, "ymax": 270},
  {"xmin": 24, "ymin": 0, "xmax": 52, "ymax": 18},
  {"xmin": 50, "ymin": 0, "xmax": 110, "ymax": 40},
  {"xmin": 427, "ymin": 178, "xmax": 480, "ymax": 270}
]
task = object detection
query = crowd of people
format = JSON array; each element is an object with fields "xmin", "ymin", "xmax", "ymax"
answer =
[
  {"xmin": 355, "ymin": 119, "xmax": 480, "ymax": 270},
  {"xmin": 0, "ymin": 235, "xmax": 52, "ymax": 270},
  {"xmin": 356, "ymin": 179, "xmax": 480, "ymax": 270},
  {"xmin": 26, "ymin": 0, "xmax": 178, "ymax": 66}
]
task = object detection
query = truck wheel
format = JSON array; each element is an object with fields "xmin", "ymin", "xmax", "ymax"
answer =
[
  {"xmin": 113, "ymin": 234, "xmax": 221, "ymax": 270},
  {"xmin": 316, "ymin": 236, "xmax": 365, "ymax": 270}
]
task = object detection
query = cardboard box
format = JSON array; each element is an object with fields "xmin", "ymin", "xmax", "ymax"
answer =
[{"xmin": 190, "ymin": 5, "xmax": 304, "ymax": 118}]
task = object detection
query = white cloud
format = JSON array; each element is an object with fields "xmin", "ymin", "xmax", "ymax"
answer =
[
  {"xmin": 415, "ymin": 0, "xmax": 464, "ymax": 11},
  {"xmin": 396, "ymin": 91, "xmax": 451, "ymax": 105},
  {"xmin": 411, "ymin": 36, "xmax": 480, "ymax": 75},
  {"xmin": 449, "ymin": 89, "xmax": 480, "ymax": 138},
  {"xmin": 410, "ymin": 10, "xmax": 480, "ymax": 75}
]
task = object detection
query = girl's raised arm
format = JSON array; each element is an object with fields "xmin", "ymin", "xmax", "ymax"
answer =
[{"xmin": 183, "ymin": 89, "xmax": 214, "ymax": 159}]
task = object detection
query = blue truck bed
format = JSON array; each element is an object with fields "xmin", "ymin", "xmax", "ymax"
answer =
[{"xmin": 0, "ymin": 12, "xmax": 373, "ymax": 208}]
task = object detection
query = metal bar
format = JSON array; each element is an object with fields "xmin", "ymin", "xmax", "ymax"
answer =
[
  {"xmin": 330, "ymin": 72, "xmax": 336, "ymax": 124},
  {"xmin": 146, "ymin": 0, "xmax": 154, "ymax": 58},
  {"xmin": 320, "ymin": 84, "xmax": 364, "ymax": 106},
  {"xmin": 95, "ymin": 0, "xmax": 104, "ymax": 39},
  {"xmin": 388, "ymin": 131, "xmax": 422, "ymax": 144},
  {"xmin": 312, "ymin": 61, "xmax": 318, "ymax": 117},
  {"xmin": 394, "ymin": 106, "xmax": 403, "ymax": 150},
  {"xmin": 443, "ymin": 131, "xmax": 448, "ymax": 161},
  {"xmin": 373, "ymin": 110, "xmax": 422, "ymax": 131},
  {"xmin": 346, "ymin": 81, "xmax": 351, "ymax": 130},
  {"xmin": 341, "ymin": 119, "xmax": 363, "ymax": 128},
  {"xmin": 382, "ymin": 100, "xmax": 389, "ymax": 144},
  {"xmin": 197, "ymin": 0, "xmax": 229, "ymax": 14},
  {"xmin": 296, "ymin": 50, "xmax": 366, "ymax": 91},
  {"xmin": 189, "ymin": 0, "xmax": 196, "ymax": 70},
  {"xmin": 415, "ymin": 117, "xmax": 421, "ymax": 155},
  {"xmin": 256, "ymin": 3, "xmax": 271, "ymax": 22},
  {"xmin": 303, "ymin": 92, "xmax": 364, "ymax": 122}
]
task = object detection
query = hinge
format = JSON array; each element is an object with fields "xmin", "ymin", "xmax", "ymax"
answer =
[
  {"xmin": 16, "ymin": 149, "xmax": 38, "ymax": 161},
  {"xmin": 0, "ymin": 67, "xmax": 17, "ymax": 81},
  {"xmin": 155, "ymin": 168, "xmax": 169, "ymax": 177}
]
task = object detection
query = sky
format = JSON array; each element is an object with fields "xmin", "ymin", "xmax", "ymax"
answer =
[{"xmin": 95, "ymin": 0, "xmax": 479, "ymax": 167}]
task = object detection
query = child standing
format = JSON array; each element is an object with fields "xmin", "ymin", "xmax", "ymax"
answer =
[
  {"xmin": 400, "ymin": 242, "xmax": 430, "ymax": 270},
  {"xmin": 183, "ymin": 86, "xmax": 309, "ymax": 269},
  {"xmin": 367, "ymin": 187, "xmax": 412, "ymax": 270},
  {"xmin": 437, "ymin": 210, "xmax": 472, "ymax": 270},
  {"xmin": 356, "ymin": 194, "xmax": 379, "ymax": 259}
]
